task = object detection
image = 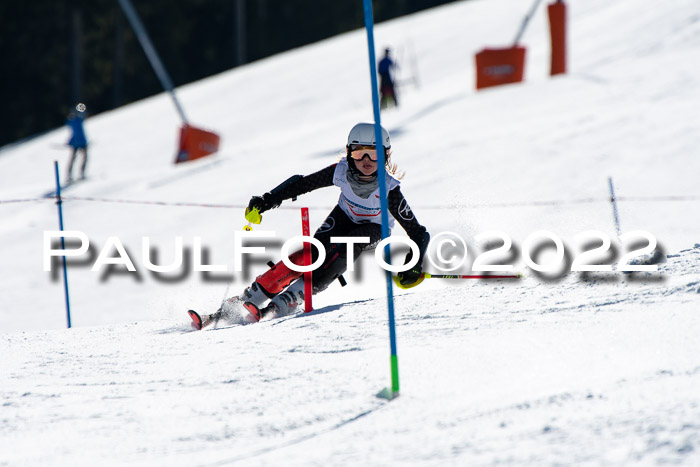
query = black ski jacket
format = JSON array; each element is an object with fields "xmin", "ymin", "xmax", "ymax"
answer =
[{"xmin": 263, "ymin": 163, "xmax": 428, "ymax": 247}]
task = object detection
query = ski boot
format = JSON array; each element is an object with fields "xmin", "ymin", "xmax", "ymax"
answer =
[{"xmin": 256, "ymin": 280, "xmax": 305, "ymax": 321}]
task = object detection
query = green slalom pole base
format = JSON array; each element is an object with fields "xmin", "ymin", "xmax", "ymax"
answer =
[
  {"xmin": 376, "ymin": 387, "xmax": 399, "ymax": 400},
  {"xmin": 376, "ymin": 355, "xmax": 400, "ymax": 400}
]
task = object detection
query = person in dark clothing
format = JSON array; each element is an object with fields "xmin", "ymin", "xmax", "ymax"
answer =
[
  {"xmin": 378, "ymin": 48, "xmax": 398, "ymax": 109},
  {"xmin": 66, "ymin": 103, "xmax": 89, "ymax": 182},
  {"xmin": 224, "ymin": 123, "xmax": 429, "ymax": 324}
]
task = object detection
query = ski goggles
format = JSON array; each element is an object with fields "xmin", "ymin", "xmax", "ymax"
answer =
[{"xmin": 349, "ymin": 145, "xmax": 378, "ymax": 161}]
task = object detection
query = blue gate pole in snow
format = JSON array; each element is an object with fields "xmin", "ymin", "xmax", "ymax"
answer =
[
  {"xmin": 608, "ymin": 176, "xmax": 621, "ymax": 237},
  {"xmin": 117, "ymin": 0, "xmax": 189, "ymax": 124},
  {"xmin": 363, "ymin": 0, "xmax": 400, "ymax": 399},
  {"xmin": 53, "ymin": 161, "xmax": 72, "ymax": 328}
]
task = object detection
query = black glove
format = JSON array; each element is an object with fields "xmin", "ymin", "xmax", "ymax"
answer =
[
  {"xmin": 247, "ymin": 193, "xmax": 280, "ymax": 214},
  {"xmin": 397, "ymin": 230, "xmax": 430, "ymax": 286},
  {"xmin": 248, "ymin": 175, "xmax": 303, "ymax": 216},
  {"xmin": 398, "ymin": 264, "xmax": 423, "ymax": 286}
]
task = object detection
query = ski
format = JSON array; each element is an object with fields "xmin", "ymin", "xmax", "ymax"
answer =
[
  {"xmin": 187, "ymin": 296, "xmax": 252, "ymax": 330},
  {"xmin": 188, "ymin": 309, "xmax": 223, "ymax": 330},
  {"xmin": 187, "ymin": 310, "xmax": 203, "ymax": 330}
]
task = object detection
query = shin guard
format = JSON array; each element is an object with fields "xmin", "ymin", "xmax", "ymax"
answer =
[{"xmin": 255, "ymin": 250, "xmax": 305, "ymax": 295}]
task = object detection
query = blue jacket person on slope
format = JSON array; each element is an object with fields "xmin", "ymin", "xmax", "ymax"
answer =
[
  {"xmin": 378, "ymin": 48, "xmax": 398, "ymax": 109},
  {"xmin": 66, "ymin": 103, "xmax": 89, "ymax": 182}
]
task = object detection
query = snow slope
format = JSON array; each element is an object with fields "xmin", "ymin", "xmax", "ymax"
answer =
[{"xmin": 1, "ymin": 0, "xmax": 700, "ymax": 465}]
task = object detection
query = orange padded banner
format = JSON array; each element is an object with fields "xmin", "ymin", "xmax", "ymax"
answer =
[
  {"xmin": 475, "ymin": 46, "xmax": 526, "ymax": 90},
  {"xmin": 175, "ymin": 125, "xmax": 220, "ymax": 163}
]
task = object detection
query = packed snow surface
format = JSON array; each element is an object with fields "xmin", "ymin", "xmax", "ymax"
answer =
[{"xmin": 1, "ymin": 0, "xmax": 699, "ymax": 465}]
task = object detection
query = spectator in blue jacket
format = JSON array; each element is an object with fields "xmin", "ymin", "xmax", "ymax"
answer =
[
  {"xmin": 66, "ymin": 103, "xmax": 88, "ymax": 182},
  {"xmin": 378, "ymin": 48, "xmax": 398, "ymax": 109}
]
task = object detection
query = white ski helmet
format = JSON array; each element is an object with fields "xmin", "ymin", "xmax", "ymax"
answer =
[{"xmin": 347, "ymin": 122, "xmax": 391, "ymax": 149}]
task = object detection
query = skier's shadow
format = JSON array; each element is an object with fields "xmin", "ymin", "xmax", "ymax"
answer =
[
  {"xmin": 271, "ymin": 298, "xmax": 377, "ymax": 326},
  {"xmin": 299, "ymin": 298, "xmax": 376, "ymax": 317}
]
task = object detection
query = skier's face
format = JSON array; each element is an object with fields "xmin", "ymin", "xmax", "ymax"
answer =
[{"xmin": 349, "ymin": 145, "xmax": 378, "ymax": 176}]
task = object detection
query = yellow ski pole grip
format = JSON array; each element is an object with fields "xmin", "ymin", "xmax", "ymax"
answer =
[{"xmin": 245, "ymin": 207, "xmax": 262, "ymax": 225}]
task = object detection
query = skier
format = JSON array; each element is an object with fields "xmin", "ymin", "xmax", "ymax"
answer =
[
  {"xmin": 193, "ymin": 123, "xmax": 430, "ymax": 328},
  {"xmin": 66, "ymin": 103, "xmax": 89, "ymax": 182},
  {"xmin": 378, "ymin": 48, "xmax": 398, "ymax": 109}
]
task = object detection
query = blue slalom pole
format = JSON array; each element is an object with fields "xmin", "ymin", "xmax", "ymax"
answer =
[
  {"xmin": 362, "ymin": 0, "xmax": 399, "ymax": 398},
  {"xmin": 608, "ymin": 177, "xmax": 621, "ymax": 237},
  {"xmin": 54, "ymin": 161, "xmax": 72, "ymax": 328}
]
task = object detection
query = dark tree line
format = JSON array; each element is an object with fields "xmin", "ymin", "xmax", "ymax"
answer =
[{"xmin": 1, "ymin": 0, "xmax": 458, "ymax": 147}]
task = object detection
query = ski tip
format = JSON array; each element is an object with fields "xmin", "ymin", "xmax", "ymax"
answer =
[
  {"xmin": 187, "ymin": 309, "xmax": 203, "ymax": 330},
  {"xmin": 242, "ymin": 302, "xmax": 262, "ymax": 322}
]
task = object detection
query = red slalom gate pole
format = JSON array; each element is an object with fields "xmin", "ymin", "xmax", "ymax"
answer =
[{"xmin": 301, "ymin": 207, "xmax": 312, "ymax": 312}]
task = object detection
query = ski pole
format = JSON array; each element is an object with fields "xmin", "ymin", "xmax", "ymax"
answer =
[
  {"xmin": 425, "ymin": 273, "xmax": 522, "ymax": 279},
  {"xmin": 393, "ymin": 272, "xmax": 522, "ymax": 289}
]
